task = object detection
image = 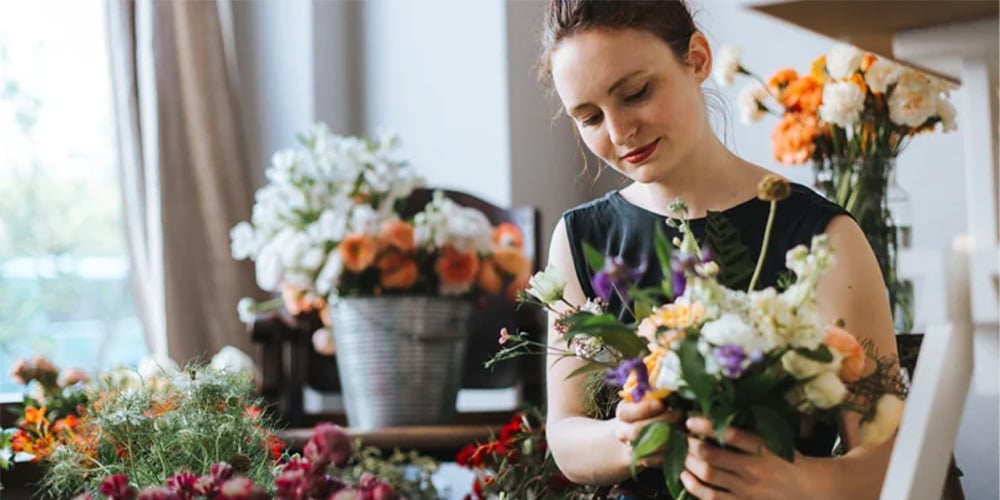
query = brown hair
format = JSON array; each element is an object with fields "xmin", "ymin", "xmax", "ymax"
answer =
[{"xmin": 539, "ymin": 0, "xmax": 699, "ymax": 85}]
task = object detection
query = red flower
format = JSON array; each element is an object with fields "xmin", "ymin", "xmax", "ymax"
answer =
[{"xmin": 99, "ymin": 474, "xmax": 137, "ymax": 500}]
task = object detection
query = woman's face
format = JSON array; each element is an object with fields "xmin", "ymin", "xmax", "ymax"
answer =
[{"xmin": 550, "ymin": 28, "xmax": 712, "ymax": 185}]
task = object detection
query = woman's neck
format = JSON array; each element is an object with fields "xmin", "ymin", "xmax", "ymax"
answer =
[{"xmin": 622, "ymin": 134, "xmax": 765, "ymax": 218}]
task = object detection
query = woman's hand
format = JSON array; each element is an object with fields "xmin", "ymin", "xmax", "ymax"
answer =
[
  {"xmin": 681, "ymin": 417, "xmax": 819, "ymax": 500},
  {"xmin": 613, "ymin": 399, "xmax": 682, "ymax": 470}
]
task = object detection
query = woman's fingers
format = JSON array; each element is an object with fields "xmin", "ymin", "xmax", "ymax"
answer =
[
  {"xmin": 615, "ymin": 398, "xmax": 664, "ymax": 421},
  {"xmin": 685, "ymin": 454, "xmax": 741, "ymax": 493},
  {"xmin": 686, "ymin": 417, "xmax": 765, "ymax": 456},
  {"xmin": 680, "ymin": 471, "xmax": 737, "ymax": 500}
]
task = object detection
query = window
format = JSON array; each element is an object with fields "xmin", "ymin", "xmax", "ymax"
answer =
[{"xmin": 0, "ymin": 1, "xmax": 146, "ymax": 394}]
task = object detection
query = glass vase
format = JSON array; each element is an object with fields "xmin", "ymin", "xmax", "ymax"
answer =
[{"xmin": 813, "ymin": 156, "xmax": 914, "ymax": 333}]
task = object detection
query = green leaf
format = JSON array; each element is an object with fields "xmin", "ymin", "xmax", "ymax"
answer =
[
  {"xmin": 734, "ymin": 370, "xmax": 776, "ymax": 406},
  {"xmin": 582, "ymin": 243, "xmax": 606, "ymax": 273},
  {"xmin": 631, "ymin": 422, "xmax": 671, "ymax": 476},
  {"xmin": 796, "ymin": 345, "xmax": 834, "ymax": 363},
  {"xmin": 653, "ymin": 224, "xmax": 675, "ymax": 299},
  {"xmin": 663, "ymin": 428, "xmax": 689, "ymax": 498},
  {"xmin": 712, "ymin": 412, "xmax": 737, "ymax": 447},
  {"xmin": 678, "ymin": 337, "xmax": 715, "ymax": 414},
  {"xmin": 750, "ymin": 405, "xmax": 796, "ymax": 462},
  {"xmin": 564, "ymin": 362, "xmax": 608, "ymax": 381},
  {"xmin": 634, "ymin": 300, "xmax": 653, "ymax": 323},
  {"xmin": 705, "ymin": 211, "xmax": 755, "ymax": 290}
]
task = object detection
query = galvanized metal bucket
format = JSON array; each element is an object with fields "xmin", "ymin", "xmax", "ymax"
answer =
[{"xmin": 330, "ymin": 296, "xmax": 473, "ymax": 429}]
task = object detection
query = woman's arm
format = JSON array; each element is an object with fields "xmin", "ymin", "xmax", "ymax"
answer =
[
  {"xmin": 681, "ymin": 215, "xmax": 900, "ymax": 500},
  {"xmin": 544, "ymin": 218, "xmax": 676, "ymax": 485}
]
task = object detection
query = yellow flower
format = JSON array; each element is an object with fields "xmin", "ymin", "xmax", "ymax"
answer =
[
  {"xmin": 618, "ymin": 351, "xmax": 672, "ymax": 403},
  {"xmin": 810, "ymin": 55, "xmax": 829, "ymax": 83},
  {"xmin": 757, "ymin": 174, "xmax": 792, "ymax": 201}
]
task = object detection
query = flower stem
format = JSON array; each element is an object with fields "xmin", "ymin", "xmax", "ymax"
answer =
[{"xmin": 748, "ymin": 200, "xmax": 778, "ymax": 292}]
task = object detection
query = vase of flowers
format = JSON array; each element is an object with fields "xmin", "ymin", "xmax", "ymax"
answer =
[
  {"xmin": 715, "ymin": 44, "xmax": 958, "ymax": 332},
  {"xmin": 230, "ymin": 124, "xmax": 530, "ymax": 428}
]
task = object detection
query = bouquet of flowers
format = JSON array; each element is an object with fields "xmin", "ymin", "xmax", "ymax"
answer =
[
  {"xmin": 230, "ymin": 124, "xmax": 529, "ymax": 353},
  {"xmin": 456, "ymin": 408, "xmax": 593, "ymax": 500},
  {"xmin": 496, "ymin": 175, "xmax": 906, "ymax": 498},
  {"xmin": 714, "ymin": 44, "xmax": 958, "ymax": 332}
]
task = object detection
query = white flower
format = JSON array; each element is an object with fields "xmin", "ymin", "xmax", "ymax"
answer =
[
  {"xmin": 700, "ymin": 313, "xmax": 770, "ymax": 353},
  {"xmin": 780, "ymin": 350, "xmax": 840, "ymax": 380},
  {"xmin": 278, "ymin": 231, "xmax": 312, "ymax": 268},
  {"xmin": 309, "ymin": 209, "xmax": 349, "ymax": 243},
  {"xmin": 138, "ymin": 353, "xmax": 180, "ymax": 379},
  {"xmin": 527, "ymin": 265, "xmax": 566, "ymax": 305},
  {"xmin": 863, "ymin": 58, "xmax": 900, "ymax": 94},
  {"xmin": 888, "ymin": 71, "xmax": 937, "ymax": 127},
  {"xmin": 229, "ymin": 221, "xmax": 257, "ymax": 260},
  {"xmin": 936, "ymin": 97, "xmax": 957, "ymax": 132},
  {"xmin": 237, "ymin": 297, "xmax": 257, "ymax": 324},
  {"xmin": 826, "ymin": 44, "xmax": 865, "ymax": 79},
  {"xmin": 713, "ymin": 46, "xmax": 743, "ymax": 87},
  {"xmin": 803, "ymin": 371, "xmax": 848, "ymax": 409},
  {"xmin": 254, "ymin": 244, "xmax": 284, "ymax": 292},
  {"xmin": 654, "ymin": 350, "xmax": 684, "ymax": 391},
  {"xmin": 349, "ymin": 204, "xmax": 380, "ymax": 235},
  {"xmin": 819, "ymin": 82, "xmax": 865, "ymax": 127},
  {"xmin": 315, "ymin": 251, "xmax": 344, "ymax": 296},
  {"xmin": 861, "ymin": 394, "xmax": 905, "ymax": 445},
  {"xmin": 738, "ymin": 82, "xmax": 769, "ymax": 124},
  {"xmin": 210, "ymin": 346, "xmax": 257, "ymax": 377},
  {"xmin": 312, "ymin": 327, "xmax": 336, "ymax": 356}
]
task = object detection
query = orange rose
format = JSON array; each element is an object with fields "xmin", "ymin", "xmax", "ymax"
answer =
[
  {"xmin": 782, "ymin": 76, "xmax": 824, "ymax": 114},
  {"xmin": 378, "ymin": 219, "xmax": 416, "ymax": 252},
  {"xmin": 339, "ymin": 233, "xmax": 377, "ymax": 272},
  {"xmin": 435, "ymin": 246, "xmax": 480, "ymax": 294},
  {"xmin": 825, "ymin": 324, "xmax": 865, "ymax": 382},
  {"xmin": 377, "ymin": 250, "xmax": 419, "ymax": 290},
  {"xmin": 492, "ymin": 222, "xmax": 524, "ymax": 250},
  {"xmin": 492, "ymin": 247, "xmax": 530, "ymax": 277},
  {"xmin": 771, "ymin": 113, "xmax": 820, "ymax": 165},
  {"xmin": 477, "ymin": 259, "xmax": 504, "ymax": 295},
  {"xmin": 768, "ymin": 68, "xmax": 798, "ymax": 96}
]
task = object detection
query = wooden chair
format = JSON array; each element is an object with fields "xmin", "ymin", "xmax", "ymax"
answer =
[{"xmin": 251, "ymin": 188, "xmax": 545, "ymax": 429}]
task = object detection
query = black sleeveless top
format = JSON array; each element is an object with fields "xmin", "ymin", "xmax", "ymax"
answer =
[{"xmin": 562, "ymin": 183, "xmax": 849, "ymax": 498}]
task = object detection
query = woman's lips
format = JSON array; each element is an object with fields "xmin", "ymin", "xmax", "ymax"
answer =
[{"xmin": 622, "ymin": 138, "xmax": 660, "ymax": 165}]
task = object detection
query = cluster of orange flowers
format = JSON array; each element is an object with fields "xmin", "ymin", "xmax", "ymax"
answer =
[{"xmin": 10, "ymin": 405, "xmax": 81, "ymax": 462}]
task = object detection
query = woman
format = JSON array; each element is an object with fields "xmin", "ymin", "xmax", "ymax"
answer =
[{"xmin": 539, "ymin": 1, "xmax": 899, "ymax": 498}]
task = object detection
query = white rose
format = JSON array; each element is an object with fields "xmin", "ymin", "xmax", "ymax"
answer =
[
  {"xmin": 781, "ymin": 350, "xmax": 840, "ymax": 380},
  {"xmin": 936, "ymin": 97, "xmax": 957, "ymax": 133},
  {"xmin": 863, "ymin": 58, "xmax": 900, "ymax": 94},
  {"xmin": 888, "ymin": 71, "xmax": 937, "ymax": 127},
  {"xmin": 210, "ymin": 346, "xmax": 257, "ymax": 377},
  {"xmin": 738, "ymin": 82, "xmax": 769, "ymax": 125},
  {"xmin": 237, "ymin": 297, "xmax": 257, "ymax": 324},
  {"xmin": 819, "ymin": 82, "xmax": 865, "ymax": 128},
  {"xmin": 826, "ymin": 44, "xmax": 865, "ymax": 80},
  {"xmin": 713, "ymin": 46, "xmax": 743, "ymax": 87},
  {"xmin": 803, "ymin": 371, "xmax": 848, "ymax": 409},
  {"xmin": 861, "ymin": 394, "xmax": 906, "ymax": 445},
  {"xmin": 527, "ymin": 265, "xmax": 566, "ymax": 305},
  {"xmin": 229, "ymin": 221, "xmax": 257, "ymax": 260}
]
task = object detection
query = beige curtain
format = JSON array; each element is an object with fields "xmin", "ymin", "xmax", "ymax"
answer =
[{"xmin": 107, "ymin": 0, "xmax": 259, "ymax": 364}]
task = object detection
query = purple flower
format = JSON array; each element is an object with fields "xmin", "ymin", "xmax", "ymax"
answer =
[
  {"xmin": 592, "ymin": 257, "xmax": 644, "ymax": 302},
  {"xmin": 714, "ymin": 344, "xmax": 747, "ymax": 378},
  {"xmin": 671, "ymin": 269, "xmax": 687, "ymax": 297},
  {"xmin": 607, "ymin": 358, "xmax": 651, "ymax": 402}
]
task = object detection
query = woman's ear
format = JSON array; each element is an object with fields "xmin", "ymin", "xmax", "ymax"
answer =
[{"xmin": 686, "ymin": 32, "xmax": 712, "ymax": 83}]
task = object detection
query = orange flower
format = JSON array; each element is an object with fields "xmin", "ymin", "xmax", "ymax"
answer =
[
  {"xmin": 377, "ymin": 250, "xmax": 419, "ymax": 290},
  {"xmin": 436, "ymin": 246, "xmax": 480, "ymax": 294},
  {"xmin": 378, "ymin": 219, "xmax": 416, "ymax": 252},
  {"xmin": 849, "ymin": 73, "xmax": 868, "ymax": 96},
  {"xmin": 767, "ymin": 68, "xmax": 798, "ymax": 96},
  {"xmin": 771, "ymin": 112, "xmax": 820, "ymax": 165},
  {"xmin": 860, "ymin": 53, "xmax": 877, "ymax": 72},
  {"xmin": 477, "ymin": 259, "xmax": 504, "ymax": 295},
  {"xmin": 781, "ymin": 76, "xmax": 824, "ymax": 114},
  {"xmin": 810, "ymin": 55, "xmax": 829, "ymax": 83},
  {"xmin": 825, "ymin": 325, "xmax": 866, "ymax": 382},
  {"xmin": 339, "ymin": 233, "xmax": 377, "ymax": 272},
  {"xmin": 281, "ymin": 283, "xmax": 325, "ymax": 315},
  {"xmin": 491, "ymin": 223, "xmax": 523, "ymax": 251},
  {"xmin": 492, "ymin": 247, "xmax": 529, "ymax": 277},
  {"xmin": 52, "ymin": 414, "xmax": 80, "ymax": 434},
  {"xmin": 23, "ymin": 406, "xmax": 48, "ymax": 428}
]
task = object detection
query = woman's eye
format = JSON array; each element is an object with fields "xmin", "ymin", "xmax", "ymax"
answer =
[
  {"xmin": 624, "ymin": 83, "xmax": 650, "ymax": 103},
  {"xmin": 581, "ymin": 113, "xmax": 603, "ymax": 126}
]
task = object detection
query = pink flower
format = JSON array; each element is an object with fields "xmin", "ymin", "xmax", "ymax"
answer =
[
  {"xmin": 304, "ymin": 422, "xmax": 352, "ymax": 468},
  {"xmin": 330, "ymin": 488, "xmax": 366, "ymax": 500},
  {"xmin": 166, "ymin": 471, "xmax": 198, "ymax": 495},
  {"xmin": 371, "ymin": 483, "xmax": 399, "ymax": 500},
  {"xmin": 10, "ymin": 358, "xmax": 33, "ymax": 385},
  {"xmin": 99, "ymin": 474, "xmax": 137, "ymax": 500},
  {"xmin": 137, "ymin": 487, "xmax": 178, "ymax": 500},
  {"xmin": 59, "ymin": 367, "xmax": 90, "ymax": 387},
  {"xmin": 498, "ymin": 328, "xmax": 510, "ymax": 345},
  {"xmin": 217, "ymin": 477, "xmax": 268, "ymax": 500}
]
